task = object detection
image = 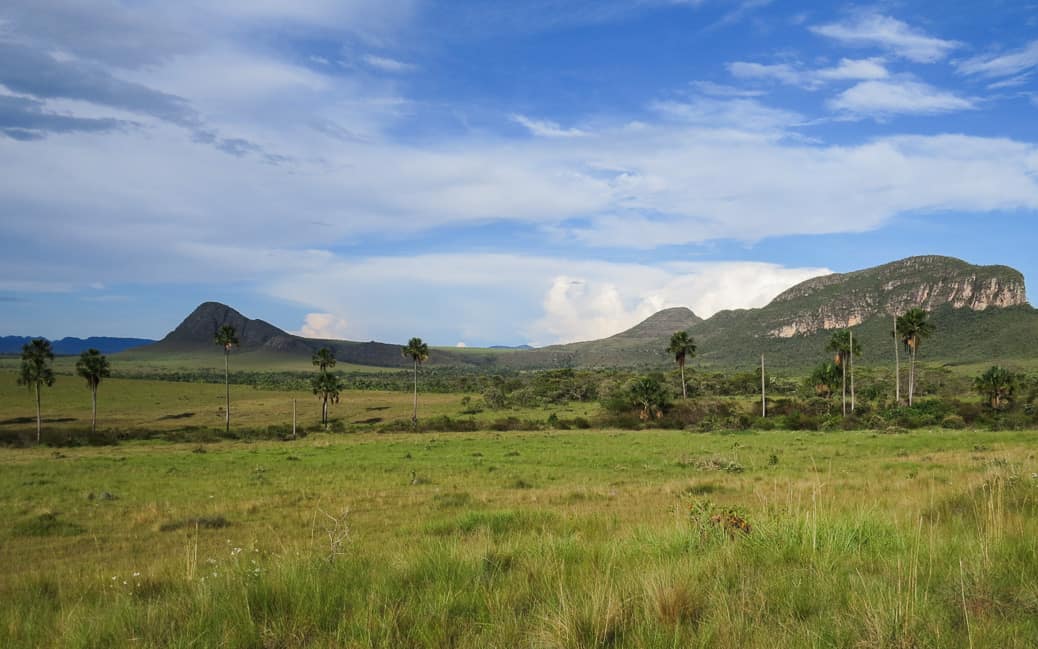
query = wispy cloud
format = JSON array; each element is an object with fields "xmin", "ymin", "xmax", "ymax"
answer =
[
  {"xmin": 728, "ymin": 57, "xmax": 888, "ymax": 89},
  {"xmin": 0, "ymin": 94, "xmax": 131, "ymax": 140},
  {"xmin": 811, "ymin": 14, "xmax": 958, "ymax": 63},
  {"xmin": 511, "ymin": 114, "xmax": 589, "ymax": 138},
  {"xmin": 957, "ymin": 40, "xmax": 1038, "ymax": 78},
  {"xmin": 828, "ymin": 79, "xmax": 976, "ymax": 117},
  {"xmin": 650, "ymin": 96, "xmax": 803, "ymax": 132},
  {"xmin": 362, "ymin": 54, "xmax": 417, "ymax": 73},
  {"xmin": 689, "ymin": 81, "xmax": 765, "ymax": 97}
]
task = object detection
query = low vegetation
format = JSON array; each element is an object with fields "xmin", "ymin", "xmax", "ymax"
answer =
[{"xmin": 2, "ymin": 428, "xmax": 1037, "ymax": 647}]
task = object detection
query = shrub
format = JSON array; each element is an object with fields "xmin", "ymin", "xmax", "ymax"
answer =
[{"xmin": 941, "ymin": 414, "xmax": 966, "ymax": 429}]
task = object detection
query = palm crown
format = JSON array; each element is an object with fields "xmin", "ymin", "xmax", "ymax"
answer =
[
  {"xmin": 402, "ymin": 337, "xmax": 429, "ymax": 364},
  {"xmin": 312, "ymin": 347, "xmax": 337, "ymax": 374}
]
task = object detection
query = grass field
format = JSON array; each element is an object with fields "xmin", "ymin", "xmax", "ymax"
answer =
[
  {"xmin": 1, "ymin": 423, "xmax": 1037, "ymax": 647},
  {"xmin": 0, "ymin": 369, "xmax": 599, "ymax": 441}
]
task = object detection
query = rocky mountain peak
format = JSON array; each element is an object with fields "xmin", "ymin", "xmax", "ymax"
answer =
[{"xmin": 765, "ymin": 255, "xmax": 1027, "ymax": 338}]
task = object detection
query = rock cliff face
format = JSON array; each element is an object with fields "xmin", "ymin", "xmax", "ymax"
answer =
[{"xmin": 764, "ymin": 256, "xmax": 1028, "ymax": 338}]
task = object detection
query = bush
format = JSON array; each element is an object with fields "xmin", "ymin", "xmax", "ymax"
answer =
[
  {"xmin": 941, "ymin": 414, "xmax": 966, "ymax": 429},
  {"xmin": 783, "ymin": 412, "xmax": 820, "ymax": 431}
]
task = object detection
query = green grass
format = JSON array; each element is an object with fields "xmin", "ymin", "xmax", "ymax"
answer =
[
  {"xmin": 1, "ymin": 426, "xmax": 1037, "ymax": 647},
  {"xmin": 0, "ymin": 369, "xmax": 599, "ymax": 440}
]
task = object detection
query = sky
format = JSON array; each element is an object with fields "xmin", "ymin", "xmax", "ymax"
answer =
[{"xmin": 1, "ymin": 0, "xmax": 1037, "ymax": 347}]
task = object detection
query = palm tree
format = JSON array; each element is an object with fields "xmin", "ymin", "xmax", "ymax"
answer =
[
  {"xmin": 401, "ymin": 337, "xmax": 429, "ymax": 424},
  {"xmin": 18, "ymin": 338, "xmax": 55, "ymax": 443},
  {"xmin": 666, "ymin": 331, "xmax": 696, "ymax": 399},
  {"xmin": 826, "ymin": 330, "xmax": 862, "ymax": 416},
  {"xmin": 809, "ymin": 362, "xmax": 840, "ymax": 401},
  {"xmin": 214, "ymin": 325, "xmax": 239, "ymax": 433},
  {"xmin": 311, "ymin": 371, "xmax": 343, "ymax": 427},
  {"xmin": 892, "ymin": 314, "xmax": 901, "ymax": 405},
  {"xmin": 627, "ymin": 375, "xmax": 668, "ymax": 421},
  {"xmin": 896, "ymin": 308, "xmax": 934, "ymax": 406},
  {"xmin": 75, "ymin": 349, "xmax": 111, "ymax": 435},
  {"xmin": 312, "ymin": 347, "xmax": 336, "ymax": 374},
  {"xmin": 974, "ymin": 366, "xmax": 1016, "ymax": 410}
]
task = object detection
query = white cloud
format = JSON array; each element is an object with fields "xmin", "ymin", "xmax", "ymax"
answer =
[
  {"xmin": 529, "ymin": 262, "xmax": 829, "ymax": 345},
  {"xmin": 815, "ymin": 58, "xmax": 889, "ymax": 81},
  {"xmin": 829, "ymin": 80, "xmax": 976, "ymax": 117},
  {"xmin": 689, "ymin": 80, "xmax": 765, "ymax": 97},
  {"xmin": 252, "ymin": 252, "xmax": 830, "ymax": 345},
  {"xmin": 297, "ymin": 312, "xmax": 351, "ymax": 339},
  {"xmin": 649, "ymin": 96, "xmax": 803, "ymax": 132},
  {"xmin": 511, "ymin": 114, "xmax": 589, "ymax": 138},
  {"xmin": 811, "ymin": 14, "xmax": 958, "ymax": 63},
  {"xmin": 958, "ymin": 40, "xmax": 1038, "ymax": 78},
  {"xmin": 363, "ymin": 54, "xmax": 417, "ymax": 73},
  {"xmin": 728, "ymin": 58, "xmax": 888, "ymax": 89},
  {"xmin": 986, "ymin": 73, "xmax": 1034, "ymax": 90},
  {"xmin": 727, "ymin": 62, "xmax": 803, "ymax": 86},
  {"xmin": 455, "ymin": 341, "xmax": 467, "ymax": 347}
]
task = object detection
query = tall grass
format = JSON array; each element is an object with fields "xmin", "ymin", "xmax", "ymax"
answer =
[{"xmin": 1, "ymin": 429, "xmax": 1036, "ymax": 647}]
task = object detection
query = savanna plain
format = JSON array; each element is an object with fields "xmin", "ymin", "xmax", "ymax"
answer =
[{"xmin": 1, "ymin": 371, "xmax": 1037, "ymax": 648}]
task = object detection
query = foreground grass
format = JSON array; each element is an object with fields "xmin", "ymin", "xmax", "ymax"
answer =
[{"xmin": 1, "ymin": 428, "xmax": 1036, "ymax": 648}]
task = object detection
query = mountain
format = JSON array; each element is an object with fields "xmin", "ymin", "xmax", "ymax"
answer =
[
  {"xmin": 510, "ymin": 307, "xmax": 704, "ymax": 368},
  {"xmin": 679, "ymin": 256, "xmax": 1033, "ymax": 371},
  {"xmin": 149, "ymin": 301, "xmax": 310, "ymax": 354},
  {"xmin": 0, "ymin": 336, "xmax": 155, "ymax": 355},
  {"xmin": 533, "ymin": 256, "xmax": 1033, "ymax": 371},
  {"xmin": 763, "ymin": 256, "xmax": 1026, "ymax": 337},
  {"xmin": 128, "ymin": 255, "xmax": 1037, "ymax": 372},
  {"xmin": 138, "ymin": 302, "xmax": 486, "ymax": 368}
]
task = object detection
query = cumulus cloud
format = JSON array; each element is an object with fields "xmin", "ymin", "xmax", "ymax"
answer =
[
  {"xmin": 810, "ymin": 14, "xmax": 958, "ymax": 63},
  {"xmin": 246, "ymin": 251, "xmax": 830, "ymax": 345},
  {"xmin": 297, "ymin": 313, "xmax": 351, "ymax": 340}
]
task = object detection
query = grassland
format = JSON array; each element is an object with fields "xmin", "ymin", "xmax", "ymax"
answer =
[
  {"xmin": 2, "ymin": 421, "xmax": 1037, "ymax": 647},
  {"xmin": 0, "ymin": 369, "xmax": 598, "ymax": 442},
  {"xmin": 2, "ymin": 359, "xmax": 1037, "ymax": 647}
]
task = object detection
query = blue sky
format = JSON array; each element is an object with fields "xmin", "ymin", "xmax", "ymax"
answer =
[{"xmin": 1, "ymin": 1, "xmax": 1037, "ymax": 346}]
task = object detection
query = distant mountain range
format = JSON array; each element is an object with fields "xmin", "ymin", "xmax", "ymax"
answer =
[
  {"xmin": 0, "ymin": 336, "xmax": 155, "ymax": 355},
  {"xmin": 81, "ymin": 255, "xmax": 1038, "ymax": 372}
]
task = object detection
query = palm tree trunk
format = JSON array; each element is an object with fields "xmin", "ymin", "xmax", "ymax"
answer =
[
  {"xmin": 679, "ymin": 361, "xmax": 687, "ymax": 399},
  {"xmin": 760, "ymin": 354, "xmax": 766, "ymax": 418},
  {"xmin": 841, "ymin": 354, "xmax": 847, "ymax": 416},
  {"xmin": 849, "ymin": 330, "xmax": 855, "ymax": 412},
  {"xmin": 91, "ymin": 385, "xmax": 97, "ymax": 435},
  {"xmin": 224, "ymin": 350, "xmax": 230, "ymax": 433},
  {"xmin": 893, "ymin": 314, "xmax": 900, "ymax": 405},
  {"xmin": 35, "ymin": 382, "xmax": 41, "ymax": 444},
  {"xmin": 323, "ymin": 396, "xmax": 328, "ymax": 426},
  {"xmin": 412, "ymin": 359, "xmax": 418, "ymax": 424},
  {"xmin": 909, "ymin": 347, "xmax": 916, "ymax": 406}
]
